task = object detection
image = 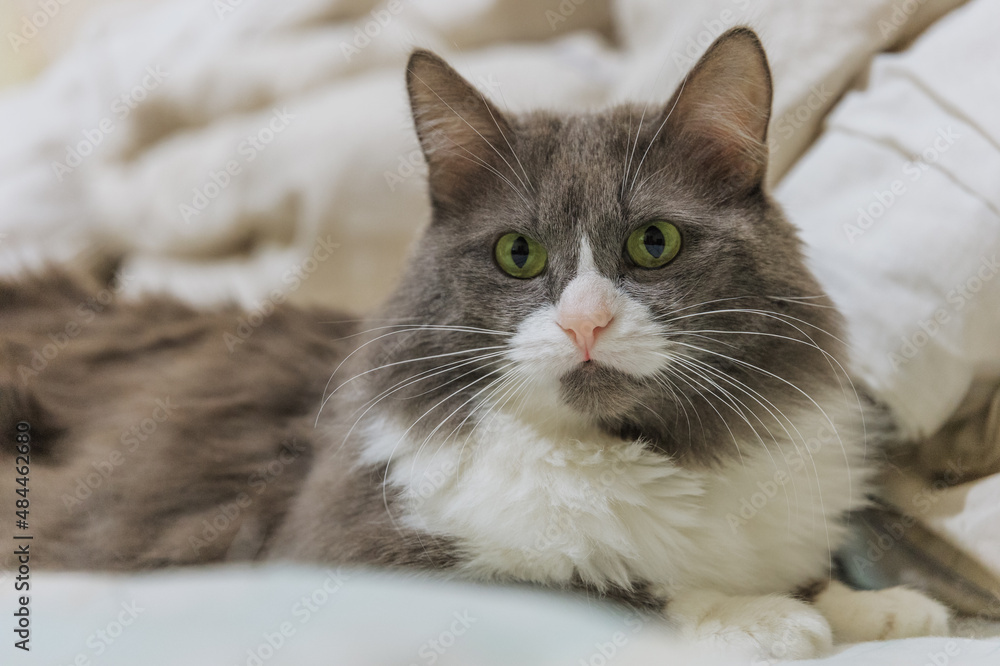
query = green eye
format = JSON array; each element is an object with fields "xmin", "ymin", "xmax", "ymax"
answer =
[
  {"xmin": 626, "ymin": 221, "xmax": 681, "ymax": 268},
  {"xmin": 495, "ymin": 233, "xmax": 547, "ymax": 279}
]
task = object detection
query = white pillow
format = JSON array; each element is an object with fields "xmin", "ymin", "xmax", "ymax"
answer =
[{"xmin": 777, "ymin": 0, "xmax": 1000, "ymax": 440}]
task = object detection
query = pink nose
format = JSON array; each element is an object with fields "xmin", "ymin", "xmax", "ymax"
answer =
[{"xmin": 558, "ymin": 309, "xmax": 613, "ymax": 360}]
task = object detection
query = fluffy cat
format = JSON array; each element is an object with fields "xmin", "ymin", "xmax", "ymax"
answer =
[{"xmin": 0, "ymin": 28, "xmax": 949, "ymax": 659}]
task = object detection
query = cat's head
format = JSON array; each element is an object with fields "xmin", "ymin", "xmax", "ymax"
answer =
[{"xmin": 356, "ymin": 28, "xmax": 846, "ymax": 463}]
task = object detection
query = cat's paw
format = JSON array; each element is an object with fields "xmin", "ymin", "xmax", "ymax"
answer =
[
  {"xmin": 669, "ymin": 590, "xmax": 833, "ymax": 661},
  {"xmin": 814, "ymin": 581, "xmax": 950, "ymax": 642}
]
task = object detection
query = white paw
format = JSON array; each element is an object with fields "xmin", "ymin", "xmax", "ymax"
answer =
[
  {"xmin": 669, "ymin": 590, "xmax": 833, "ymax": 661},
  {"xmin": 815, "ymin": 581, "xmax": 950, "ymax": 643}
]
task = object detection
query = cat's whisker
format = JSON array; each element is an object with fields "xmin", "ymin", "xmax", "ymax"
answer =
[
  {"xmin": 669, "ymin": 354, "xmax": 782, "ymax": 476},
  {"xmin": 318, "ymin": 324, "xmax": 513, "ymax": 412},
  {"xmin": 479, "ymin": 92, "xmax": 535, "ymax": 194},
  {"xmin": 628, "ymin": 166, "xmax": 667, "ymax": 202},
  {"xmin": 438, "ymin": 375, "xmax": 525, "ymax": 496},
  {"xmin": 333, "ymin": 323, "xmax": 514, "ymax": 340},
  {"xmin": 317, "ymin": 315, "xmax": 422, "ymax": 325},
  {"xmin": 627, "ymin": 77, "xmax": 687, "ymax": 195},
  {"xmin": 670, "ymin": 353, "xmax": 809, "ymax": 460},
  {"xmin": 442, "ymin": 148, "xmax": 534, "ymax": 210},
  {"xmin": 767, "ymin": 295, "xmax": 836, "ymax": 309},
  {"xmin": 634, "ymin": 399, "xmax": 670, "ymax": 431},
  {"xmin": 651, "ymin": 372, "xmax": 704, "ymax": 446},
  {"xmin": 655, "ymin": 304, "xmax": 859, "ymax": 401},
  {"xmin": 338, "ymin": 355, "xmax": 511, "ymax": 457},
  {"xmin": 660, "ymin": 362, "xmax": 747, "ymax": 467},
  {"xmin": 316, "ymin": 343, "xmax": 509, "ymax": 426},
  {"xmin": 671, "ymin": 345, "xmax": 855, "ymax": 533},
  {"xmin": 381, "ymin": 363, "xmax": 517, "ymax": 526},
  {"xmin": 409, "ymin": 70, "xmax": 534, "ymax": 202},
  {"xmin": 679, "ymin": 332, "xmax": 740, "ymax": 350},
  {"xmin": 461, "ymin": 369, "xmax": 532, "ymax": 459},
  {"xmin": 350, "ymin": 351, "xmax": 511, "ymax": 417},
  {"xmin": 622, "ymin": 102, "xmax": 650, "ymax": 197},
  {"xmin": 667, "ymin": 359, "xmax": 804, "ymax": 537},
  {"xmin": 661, "ymin": 339, "xmax": 853, "ymax": 524},
  {"xmin": 438, "ymin": 368, "xmax": 528, "ymax": 473},
  {"xmin": 674, "ymin": 355, "xmax": 838, "ymax": 564},
  {"xmin": 642, "ymin": 373, "xmax": 691, "ymax": 439},
  {"xmin": 413, "ymin": 364, "xmax": 519, "ymax": 456},
  {"xmin": 660, "ymin": 314, "xmax": 868, "ymax": 457},
  {"xmin": 438, "ymin": 367, "xmax": 524, "ymax": 453},
  {"xmin": 408, "ymin": 367, "xmax": 521, "ymax": 492},
  {"xmin": 655, "ymin": 294, "xmax": 772, "ymax": 316},
  {"xmin": 667, "ymin": 353, "xmax": 806, "ymax": 527},
  {"xmin": 319, "ymin": 325, "xmax": 511, "ymax": 396},
  {"xmin": 388, "ymin": 353, "xmax": 514, "ymax": 403},
  {"xmin": 656, "ymin": 307, "xmax": 848, "ymax": 347}
]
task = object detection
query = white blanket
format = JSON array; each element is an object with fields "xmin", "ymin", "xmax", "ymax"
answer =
[
  {"xmin": 3, "ymin": 566, "xmax": 998, "ymax": 666},
  {"xmin": 778, "ymin": 0, "xmax": 1000, "ymax": 440}
]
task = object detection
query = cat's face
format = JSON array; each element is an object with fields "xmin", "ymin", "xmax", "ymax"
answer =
[{"xmin": 359, "ymin": 29, "xmax": 845, "ymax": 463}]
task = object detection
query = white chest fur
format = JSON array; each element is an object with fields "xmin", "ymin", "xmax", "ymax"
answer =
[{"xmin": 362, "ymin": 391, "xmax": 872, "ymax": 598}]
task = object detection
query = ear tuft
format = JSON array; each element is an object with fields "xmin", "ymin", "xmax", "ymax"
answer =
[
  {"xmin": 406, "ymin": 50, "xmax": 516, "ymax": 211},
  {"xmin": 664, "ymin": 28, "xmax": 773, "ymax": 192}
]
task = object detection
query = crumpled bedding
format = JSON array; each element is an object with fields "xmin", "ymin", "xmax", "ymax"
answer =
[
  {"xmin": 776, "ymin": 0, "xmax": 1000, "ymax": 611},
  {"xmin": 3, "ymin": 566, "xmax": 998, "ymax": 666},
  {"xmin": 2, "ymin": 0, "xmax": 999, "ymax": 661},
  {"xmin": 0, "ymin": 0, "xmax": 966, "ymax": 311}
]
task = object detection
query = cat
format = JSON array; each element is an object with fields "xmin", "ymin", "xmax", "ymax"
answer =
[{"xmin": 0, "ymin": 28, "xmax": 950, "ymax": 659}]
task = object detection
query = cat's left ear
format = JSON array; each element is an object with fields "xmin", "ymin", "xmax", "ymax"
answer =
[
  {"xmin": 661, "ymin": 27, "xmax": 773, "ymax": 192},
  {"xmin": 406, "ymin": 50, "xmax": 517, "ymax": 212}
]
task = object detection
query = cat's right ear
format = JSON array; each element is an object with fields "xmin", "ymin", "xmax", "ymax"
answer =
[
  {"xmin": 659, "ymin": 28, "xmax": 773, "ymax": 194},
  {"xmin": 406, "ymin": 50, "xmax": 516, "ymax": 211}
]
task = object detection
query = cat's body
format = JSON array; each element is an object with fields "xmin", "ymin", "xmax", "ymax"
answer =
[{"xmin": 1, "ymin": 29, "xmax": 950, "ymax": 659}]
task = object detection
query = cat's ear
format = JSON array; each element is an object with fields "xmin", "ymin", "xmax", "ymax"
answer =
[
  {"xmin": 406, "ymin": 49, "xmax": 517, "ymax": 211},
  {"xmin": 662, "ymin": 27, "xmax": 773, "ymax": 192}
]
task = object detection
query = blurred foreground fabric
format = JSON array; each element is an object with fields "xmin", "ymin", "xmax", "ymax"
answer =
[{"xmin": 1, "ymin": 565, "xmax": 998, "ymax": 666}]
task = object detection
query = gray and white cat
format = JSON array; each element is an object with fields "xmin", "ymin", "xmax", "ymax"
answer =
[{"xmin": 0, "ymin": 28, "xmax": 949, "ymax": 659}]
